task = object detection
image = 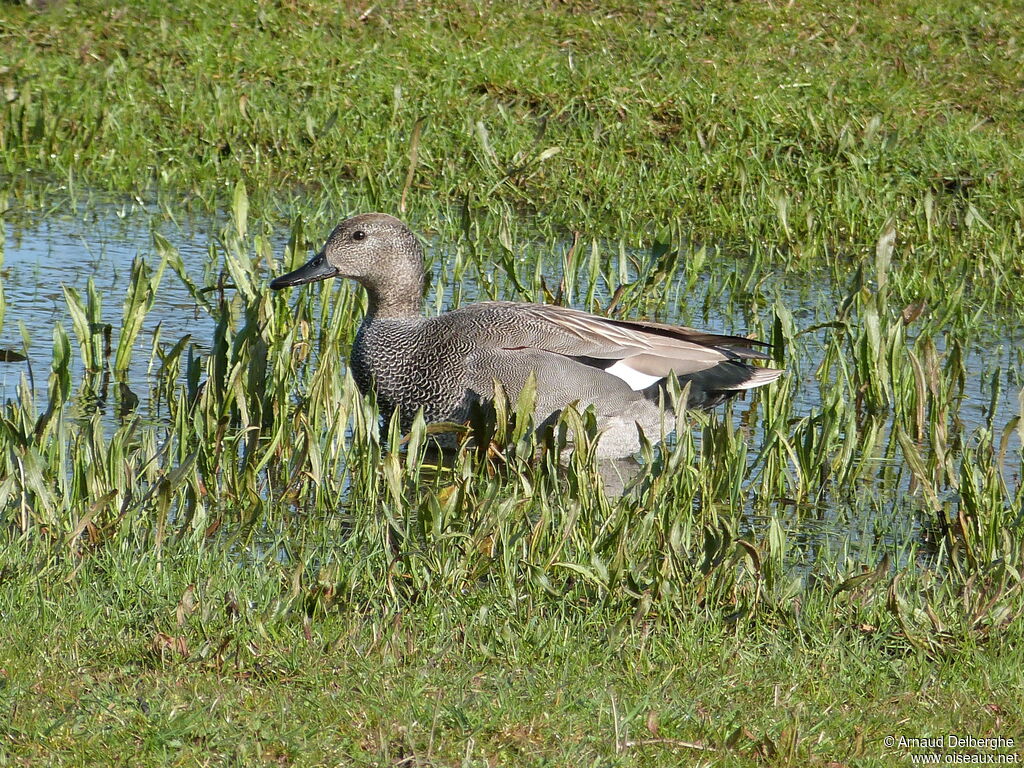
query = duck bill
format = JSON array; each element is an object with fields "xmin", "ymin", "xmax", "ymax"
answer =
[{"xmin": 269, "ymin": 252, "xmax": 339, "ymax": 289}]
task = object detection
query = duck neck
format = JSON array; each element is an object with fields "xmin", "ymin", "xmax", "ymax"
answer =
[{"xmin": 363, "ymin": 277, "xmax": 424, "ymax": 321}]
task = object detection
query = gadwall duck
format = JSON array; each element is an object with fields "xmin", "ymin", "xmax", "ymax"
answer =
[{"xmin": 270, "ymin": 213, "xmax": 783, "ymax": 458}]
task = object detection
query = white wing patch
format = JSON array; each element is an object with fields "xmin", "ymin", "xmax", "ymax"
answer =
[{"xmin": 606, "ymin": 361, "xmax": 663, "ymax": 391}]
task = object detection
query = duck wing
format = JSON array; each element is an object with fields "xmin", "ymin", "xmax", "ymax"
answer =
[{"xmin": 433, "ymin": 301, "xmax": 783, "ymax": 395}]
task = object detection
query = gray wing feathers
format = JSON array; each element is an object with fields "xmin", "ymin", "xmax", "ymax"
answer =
[
  {"xmin": 466, "ymin": 346, "xmax": 662, "ymax": 422},
  {"xmin": 435, "ymin": 301, "xmax": 781, "ymax": 389}
]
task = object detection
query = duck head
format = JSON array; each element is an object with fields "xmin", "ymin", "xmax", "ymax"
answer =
[{"xmin": 270, "ymin": 213, "xmax": 425, "ymax": 316}]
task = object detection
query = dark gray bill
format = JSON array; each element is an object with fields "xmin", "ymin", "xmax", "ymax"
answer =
[{"xmin": 269, "ymin": 252, "xmax": 339, "ymax": 289}]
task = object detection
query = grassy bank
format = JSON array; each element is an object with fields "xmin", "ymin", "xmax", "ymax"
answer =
[
  {"xmin": 2, "ymin": 544, "xmax": 1019, "ymax": 765},
  {"xmin": 3, "ymin": 2, "xmax": 1024, "ymax": 287},
  {"xmin": 1, "ymin": 0, "xmax": 1023, "ymax": 765}
]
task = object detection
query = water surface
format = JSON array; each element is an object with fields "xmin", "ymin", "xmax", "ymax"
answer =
[{"xmin": 1, "ymin": 205, "xmax": 1021, "ymax": 566}]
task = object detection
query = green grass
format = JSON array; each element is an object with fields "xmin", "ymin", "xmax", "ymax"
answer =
[
  {"xmin": 4, "ymin": 1, "xmax": 1024, "ymax": 314},
  {"xmin": 2, "ymin": 545, "xmax": 1021, "ymax": 766},
  {"xmin": 1, "ymin": 0, "xmax": 1023, "ymax": 765}
]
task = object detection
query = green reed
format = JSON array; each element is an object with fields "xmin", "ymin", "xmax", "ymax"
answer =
[{"xmin": 0, "ymin": 201, "xmax": 1019, "ymax": 766}]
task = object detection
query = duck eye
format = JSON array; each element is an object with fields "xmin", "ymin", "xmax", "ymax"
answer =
[{"xmin": 352, "ymin": 230, "xmax": 366, "ymax": 241}]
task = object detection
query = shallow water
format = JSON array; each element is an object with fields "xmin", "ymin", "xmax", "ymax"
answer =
[
  {"xmin": 1, "ymin": 205, "xmax": 1021, "ymax": 566},
  {"xmin": 1, "ymin": 207, "xmax": 222, "ymax": 400}
]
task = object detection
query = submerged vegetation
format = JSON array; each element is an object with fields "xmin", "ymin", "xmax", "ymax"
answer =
[{"xmin": 1, "ymin": 0, "xmax": 1023, "ymax": 765}]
